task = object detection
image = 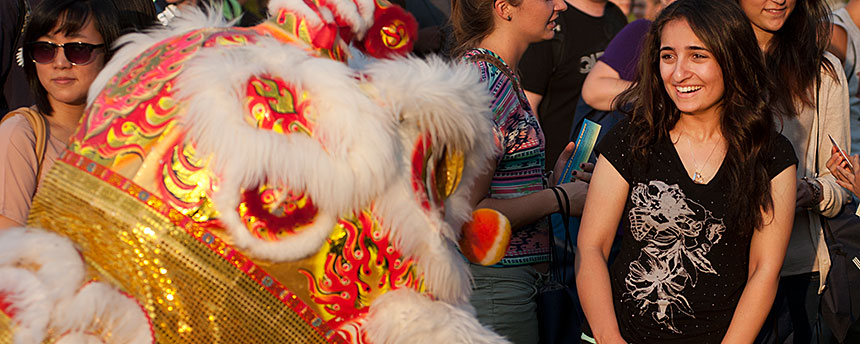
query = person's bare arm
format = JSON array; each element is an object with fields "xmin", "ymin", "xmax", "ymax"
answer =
[
  {"xmin": 581, "ymin": 61, "xmax": 633, "ymax": 111},
  {"xmin": 468, "ymin": 143, "xmax": 587, "ymax": 229},
  {"xmin": 575, "ymin": 155, "xmax": 629, "ymax": 344},
  {"xmin": 0, "ymin": 214, "xmax": 24, "ymax": 230},
  {"xmin": 525, "ymin": 91, "xmax": 543, "ymax": 120},
  {"xmin": 722, "ymin": 165, "xmax": 796, "ymax": 343},
  {"xmin": 829, "ymin": 24, "xmax": 848, "ymax": 63}
]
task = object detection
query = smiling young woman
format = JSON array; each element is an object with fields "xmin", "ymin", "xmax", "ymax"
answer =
[
  {"xmin": 735, "ymin": 0, "xmax": 852, "ymax": 341},
  {"xmin": 575, "ymin": 0, "xmax": 798, "ymax": 342},
  {"xmin": 0, "ymin": 0, "xmax": 155, "ymax": 230}
]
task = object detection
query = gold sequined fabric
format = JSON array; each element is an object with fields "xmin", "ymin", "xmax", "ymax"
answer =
[
  {"xmin": 28, "ymin": 154, "xmax": 338, "ymax": 343},
  {"xmin": 0, "ymin": 312, "xmax": 11, "ymax": 344}
]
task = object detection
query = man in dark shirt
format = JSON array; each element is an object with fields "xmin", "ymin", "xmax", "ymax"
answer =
[{"xmin": 519, "ymin": 0, "xmax": 627, "ymax": 170}]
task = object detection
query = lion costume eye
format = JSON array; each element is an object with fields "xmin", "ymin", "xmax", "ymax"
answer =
[
  {"xmin": 433, "ymin": 146, "xmax": 464, "ymax": 202},
  {"xmin": 413, "ymin": 134, "xmax": 466, "ymax": 209}
]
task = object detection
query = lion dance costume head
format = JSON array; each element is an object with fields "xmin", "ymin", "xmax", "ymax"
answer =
[{"xmin": 0, "ymin": 0, "xmax": 509, "ymax": 343}]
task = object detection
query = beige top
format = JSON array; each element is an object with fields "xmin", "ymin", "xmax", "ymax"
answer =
[
  {"xmin": 781, "ymin": 53, "xmax": 851, "ymax": 292},
  {"xmin": 0, "ymin": 112, "xmax": 67, "ymax": 225}
]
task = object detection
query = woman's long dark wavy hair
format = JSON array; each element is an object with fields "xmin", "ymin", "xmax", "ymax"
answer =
[
  {"xmin": 614, "ymin": 0, "xmax": 778, "ymax": 233},
  {"xmin": 756, "ymin": 0, "xmax": 834, "ymax": 113}
]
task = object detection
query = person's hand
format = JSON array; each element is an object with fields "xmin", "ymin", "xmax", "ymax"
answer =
[
  {"xmin": 551, "ymin": 142, "xmax": 576, "ymax": 187},
  {"xmin": 827, "ymin": 148, "xmax": 860, "ymax": 198},
  {"xmin": 796, "ymin": 177, "xmax": 815, "ymax": 209},
  {"xmin": 572, "ymin": 162, "xmax": 594, "ymax": 183},
  {"xmin": 556, "ymin": 179, "xmax": 588, "ymax": 217}
]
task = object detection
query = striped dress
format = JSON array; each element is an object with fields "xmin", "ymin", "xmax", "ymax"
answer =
[{"xmin": 464, "ymin": 48, "xmax": 550, "ymax": 266}]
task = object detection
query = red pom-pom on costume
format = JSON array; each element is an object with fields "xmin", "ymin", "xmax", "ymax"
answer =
[{"xmin": 360, "ymin": 4, "xmax": 417, "ymax": 58}]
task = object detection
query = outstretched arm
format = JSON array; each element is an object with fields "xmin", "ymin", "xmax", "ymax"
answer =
[{"xmin": 722, "ymin": 165, "xmax": 796, "ymax": 343}]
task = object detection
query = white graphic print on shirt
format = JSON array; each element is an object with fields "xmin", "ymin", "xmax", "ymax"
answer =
[{"xmin": 625, "ymin": 180, "xmax": 726, "ymax": 333}]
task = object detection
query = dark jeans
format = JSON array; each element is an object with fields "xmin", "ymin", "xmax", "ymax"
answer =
[{"xmin": 756, "ymin": 272, "xmax": 833, "ymax": 344}]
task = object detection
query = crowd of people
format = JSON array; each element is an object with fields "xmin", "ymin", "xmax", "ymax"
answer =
[
  {"xmin": 2, "ymin": 0, "xmax": 860, "ymax": 342},
  {"xmin": 452, "ymin": 0, "xmax": 860, "ymax": 342}
]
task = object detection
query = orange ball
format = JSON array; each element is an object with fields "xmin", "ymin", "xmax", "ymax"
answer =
[{"xmin": 459, "ymin": 208, "xmax": 511, "ymax": 266}]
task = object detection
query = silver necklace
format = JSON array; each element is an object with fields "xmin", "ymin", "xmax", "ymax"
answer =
[{"xmin": 684, "ymin": 130, "xmax": 720, "ymax": 184}]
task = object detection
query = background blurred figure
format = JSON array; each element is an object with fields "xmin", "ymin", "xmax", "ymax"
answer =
[
  {"xmin": 156, "ymin": 0, "xmax": 262, "ymax": 26},
  {"xmin": 581, "ymin": 0, "xmax": 674, "ymax": 113},
  {"xmin": 0, "ymin": 0, "xmax": 156, "ymax": 230},
  {"xmin": 630, "ymin": 0, "xmax": 646, "ymax": 20},
  {"xmin": 609, "ymin": 0, "xmax": 631, "ymax": 18},
  {"xmin": 389, "ymin": 0, "xmax": 451, "ymax": 57},
  {"xmin": 1, "ymin": 0, "xmax": 38, "ymax": 117},
  {"xmin": 830, "ymin": 0, "xmax": 860, "ymax": 155},
  {"xmin": 116, "ymin": 0, "xmax": 158, "ymax": 29}
]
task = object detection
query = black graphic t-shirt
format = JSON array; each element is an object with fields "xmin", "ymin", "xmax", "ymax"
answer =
[
  {"xmin": 519, "ymin": 2, "xmax": 627, "ymax": 170},
  {"xmin": 586, "ymin": 120, "xmax": 797, "ymax": 343}
]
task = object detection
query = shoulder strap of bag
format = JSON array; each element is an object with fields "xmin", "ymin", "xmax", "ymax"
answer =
[
  {"xmin": 1, "ymin": 106, "xmax": 49, "ymax": 185},
  {"xmin": 467, "ymin": 52, "xmax": 529, "ymax": 105},
  {"xmin": 548, "ymin": 186, "xmax": 572, "ymax": 284}
]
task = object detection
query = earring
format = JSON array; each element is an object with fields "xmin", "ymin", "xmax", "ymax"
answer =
[{"xmin": 507, "ymin": 15, "xmax": 512, "ymax": 21}]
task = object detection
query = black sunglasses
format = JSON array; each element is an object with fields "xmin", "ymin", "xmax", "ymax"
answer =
[{"xmin": 25, "ymin": 41, "xmax": 105, "ymax": 65}]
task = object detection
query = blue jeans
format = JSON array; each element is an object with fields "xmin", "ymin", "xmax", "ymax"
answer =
[{"xmin": 469, "ymin": 263, "xmax": 547, "ymax": 344}]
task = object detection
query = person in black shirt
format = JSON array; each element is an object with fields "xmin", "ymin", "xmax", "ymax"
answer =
[
  {"xmin": 576, "ymin": 0, "xmax": 797, "ymax": 342},
  {"xmin": 519, "ymin": 0, "xmax": 627, "ymax": 170}
]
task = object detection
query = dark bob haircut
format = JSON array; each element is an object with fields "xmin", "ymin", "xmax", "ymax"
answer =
[{"xmin": 22, "ymin": 0, "xmax": 155, "ymax": 115}]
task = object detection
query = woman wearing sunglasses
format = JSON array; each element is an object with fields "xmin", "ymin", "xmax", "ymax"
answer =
[{"xmin": 0, "ymin": 0, "xmax": 154, "ymax": 230}]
